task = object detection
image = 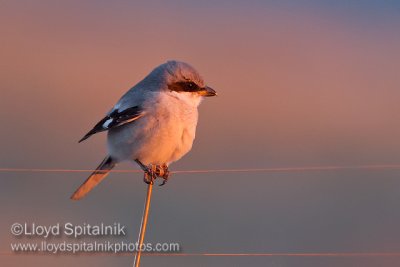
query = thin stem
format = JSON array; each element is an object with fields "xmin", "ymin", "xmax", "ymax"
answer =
[{"xmin": 133, "ymin": 183, "xmax": 153, "ymax": 267}]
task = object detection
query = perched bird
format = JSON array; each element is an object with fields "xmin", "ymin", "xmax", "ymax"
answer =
[{"xmin": 71, "ymin": 60, "xmax": 217, "ymax": 200}]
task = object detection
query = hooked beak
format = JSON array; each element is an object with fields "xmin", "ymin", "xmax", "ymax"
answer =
[{"xmin": 199, "ymin": 86, "xmax": 217, "ymax": 97}]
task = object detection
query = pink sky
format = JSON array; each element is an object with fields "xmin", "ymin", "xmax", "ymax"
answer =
[{"xmin": 1, "ymin": 1, "xmax": 400, "ymax": 266}]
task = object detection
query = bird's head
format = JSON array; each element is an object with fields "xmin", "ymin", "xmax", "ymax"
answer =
[{"xmin": 148, "ymin": 61, "xmax": 217, "ymax": 102}]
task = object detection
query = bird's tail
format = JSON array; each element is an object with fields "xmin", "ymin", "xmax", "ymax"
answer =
[{"xmin": 70, "ymin": 156, "xmax": 116, "ymax": 200}]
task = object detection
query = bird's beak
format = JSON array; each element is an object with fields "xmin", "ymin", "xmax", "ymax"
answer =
[{"xmin": 199, "ymin": 86, "xmax": 217, "ymax": 97}]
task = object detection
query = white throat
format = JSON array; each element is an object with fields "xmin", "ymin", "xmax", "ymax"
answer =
[{"xmin": 168, "ymin": 91, "xmax": 203, "ymax": 107}]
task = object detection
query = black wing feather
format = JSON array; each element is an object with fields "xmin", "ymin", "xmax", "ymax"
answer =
[{"xmin": 79, "ymin": 106, "xmax": 143, "ymax": 143}]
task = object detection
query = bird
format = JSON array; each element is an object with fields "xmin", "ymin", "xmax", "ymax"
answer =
[{"xmin": 71, "ymin": 60, "xmax": 217, "ymax": 200}]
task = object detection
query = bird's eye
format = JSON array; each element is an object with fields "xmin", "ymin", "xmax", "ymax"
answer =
[
  {"xmin": 169, "ymin": 81, "xmax": 199, "ymax": 92},
  {"xmin": 186, "ymin": 82, "xmax": 197, "ymax": 90}
]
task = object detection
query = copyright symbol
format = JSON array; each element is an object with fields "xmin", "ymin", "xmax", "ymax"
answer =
[{"xmin": 11, "ymin": 223, "xmax": 24, "ymax": 236}]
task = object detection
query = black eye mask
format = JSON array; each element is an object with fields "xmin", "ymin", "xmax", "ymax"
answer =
[{"xmin": 168, "ymin": 81, "xmax": 202, "ymax": 93}]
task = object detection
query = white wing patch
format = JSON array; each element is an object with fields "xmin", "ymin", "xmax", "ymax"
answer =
[
  {"xmin": 79, "ymin": 106, "xmax": 143, "ymax": 143},
  {"xmin": 103, "ymin": 118, "xmax": 113, "ymax": 128}
]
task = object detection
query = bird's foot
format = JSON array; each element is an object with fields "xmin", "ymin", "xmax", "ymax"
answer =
[
  {"xmin": 143, "ymin": 165, "xmax": 157, "ymax": 184},
  {"xmin": 135, "ymin": 160, "xmax": 170, "ymax": 186},
  {"xmin": 143, "ymin": 164, "xmax": 170, "ymax": 186},
  {"xmin": 143, "ymin": 164, "xmax": 157, "ymax": 185},
  {"xmin": 135, "ymin": 159, "xmax": 156, "ymax": 184},
  {"xmin": 157, "ymin": 164, "xmax": 170, "ymax": 186}
]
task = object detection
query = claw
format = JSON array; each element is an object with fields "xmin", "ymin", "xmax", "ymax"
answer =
[
  {"xmin": 157, "ymin": 164, "xmax": 169, "ymax": 186},
  {"xmin": 143, "ymin": 173, "xmax": 153, "ymax": 184},
  {"xmin": 135, "ymin": 160, "xmax": 170, "ymax": 186},
  {"xmin": 143, "ymin": 164, "xmax": 157, "ymax": 185}
]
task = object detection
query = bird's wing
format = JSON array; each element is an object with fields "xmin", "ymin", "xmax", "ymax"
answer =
[{"xmin": 79, "ymin": 106, "xmax": 144, "ymax": 143}]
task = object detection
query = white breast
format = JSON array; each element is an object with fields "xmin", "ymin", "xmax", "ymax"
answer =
[{"xmin": 107, "ymin": 91, "xmax": 199, "ymax": 165}]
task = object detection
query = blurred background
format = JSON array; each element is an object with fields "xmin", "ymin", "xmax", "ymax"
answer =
[{"xmin": 1, "ymin": 0, "xmax": 400, "ymax": 266}]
